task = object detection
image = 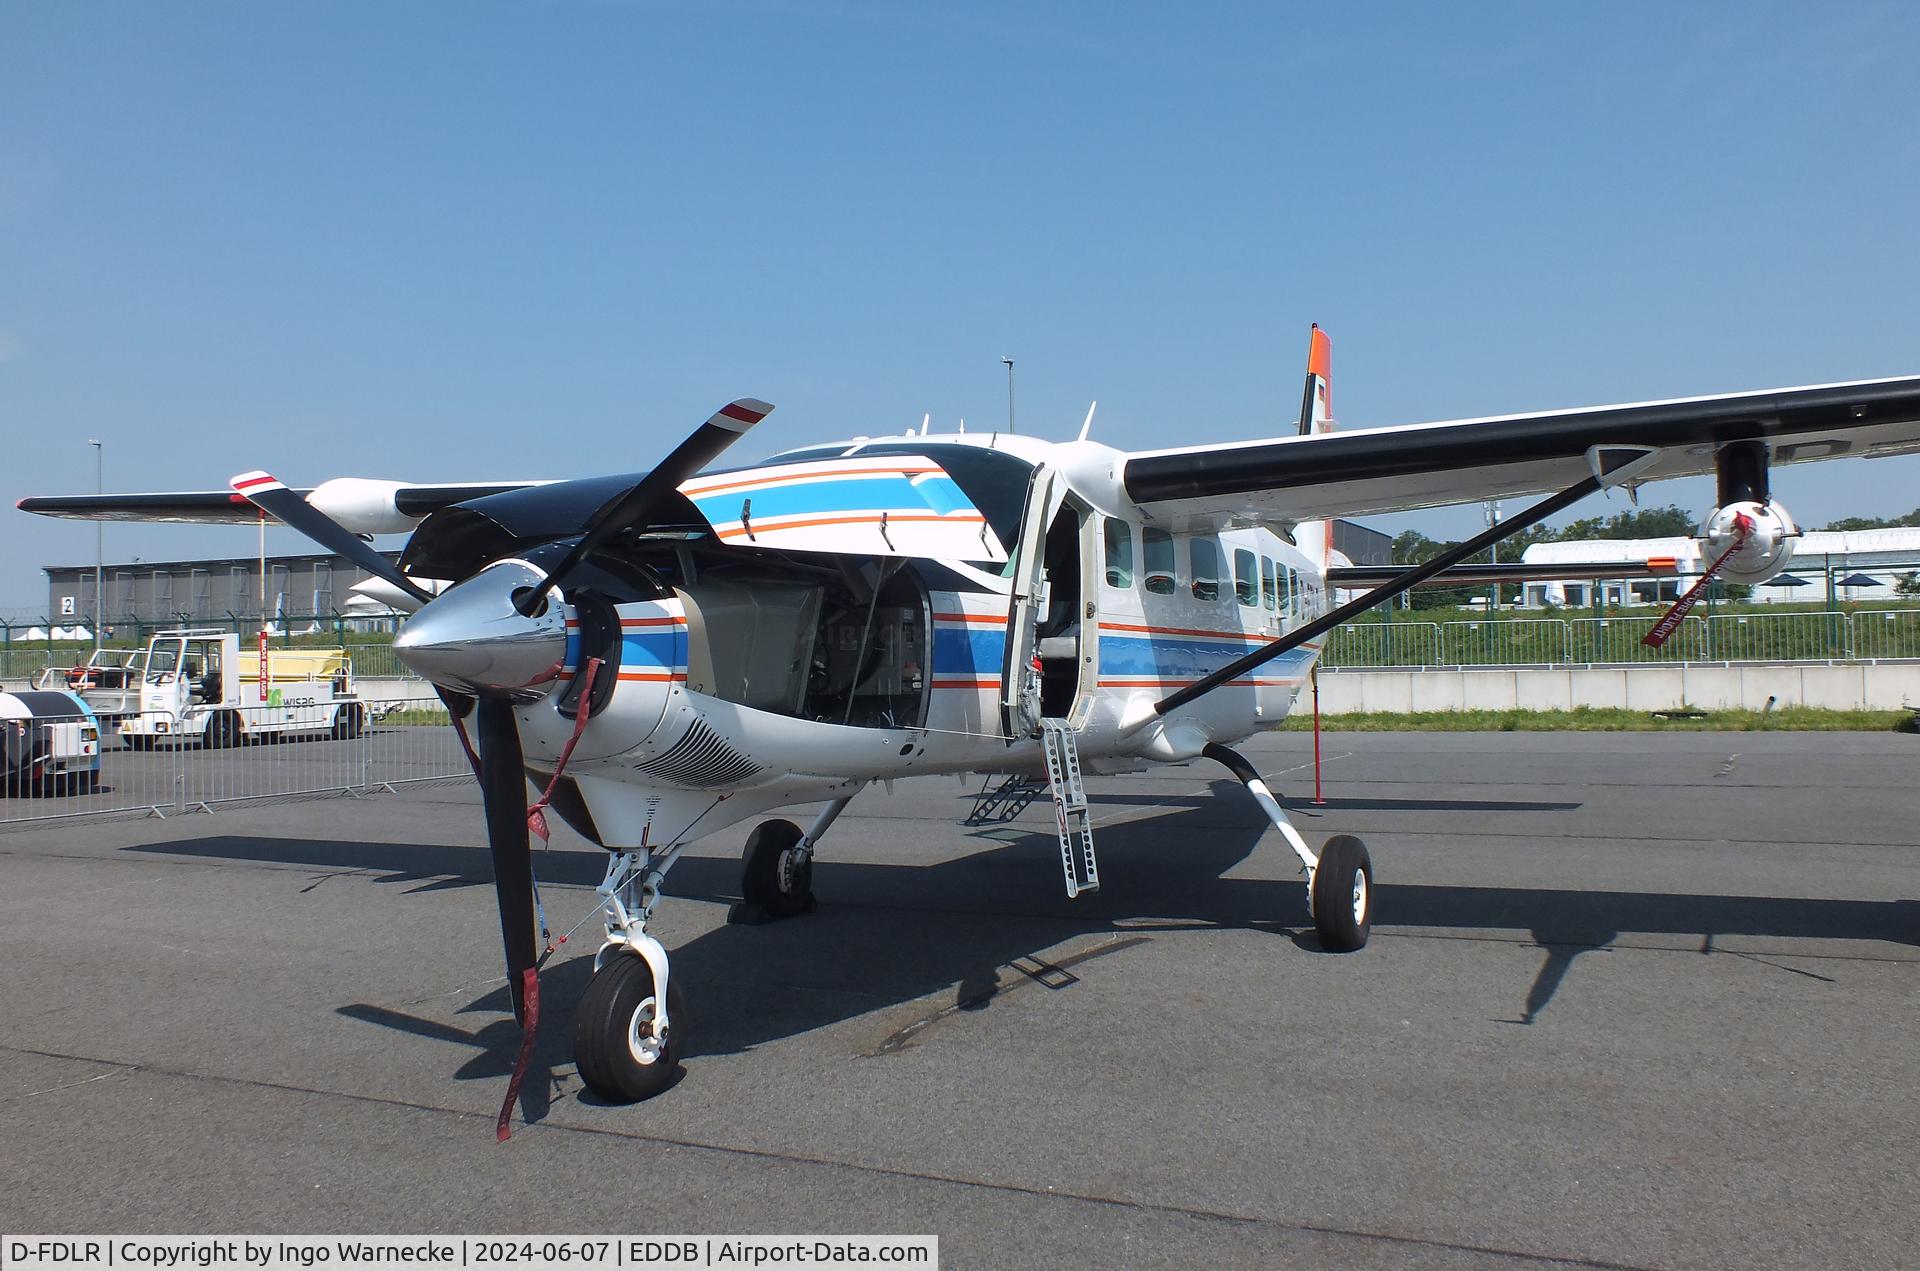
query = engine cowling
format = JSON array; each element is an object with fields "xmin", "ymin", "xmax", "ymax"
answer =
[{"xmin": 1701, "ymin": 499, "xmax": 1797, "ymax": 586}]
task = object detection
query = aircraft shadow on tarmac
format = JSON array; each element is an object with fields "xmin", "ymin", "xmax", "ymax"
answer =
[{"xmin": 127, "ymin": 781, "xmax": 1918, "ymax": 1126}]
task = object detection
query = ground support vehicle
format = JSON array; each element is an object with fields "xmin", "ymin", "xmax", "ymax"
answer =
[
  {"xmin": 112, "ymin": 629, "xmax": 367, "ymax": 749},
  {"xmin": 0, "ymin": 689, "xmax": 101, "ymax": 793}
]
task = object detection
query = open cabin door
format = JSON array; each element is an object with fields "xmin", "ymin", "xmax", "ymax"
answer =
[{"xmin": 999, "ymin": 466, "xmax": 1064, "ymax": 739}]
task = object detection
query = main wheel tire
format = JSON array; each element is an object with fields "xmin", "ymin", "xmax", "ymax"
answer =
[
  {"xmin": 1311, "ymin": 835, "xmax": 1373, "ymax": 952},
  {"xmin": 330, "ymin": 703, "xmax": 364, "ymax": 740},
  {"xmin": 573, "ymin": 953, "xmax": 686, "ymax": 1103},
  {"xmin": 203, "ymin": 712, "xmax": 241, "ymax": 750},
  {"xmin": 740, "ymin": 818, "xmax": 813, "ymax": 918}
]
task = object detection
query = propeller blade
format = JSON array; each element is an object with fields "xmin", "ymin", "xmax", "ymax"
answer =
[
  {"xmin": 518, "ymin": 398, "xmax": 772, "ymax": 614},
  {"xmin": 231, "ymin": 471, "xmax": 434, "ymax": 604},
  {"xmin": 475, "ymin": 695, "xmax": 538, "ymax": 1025}
]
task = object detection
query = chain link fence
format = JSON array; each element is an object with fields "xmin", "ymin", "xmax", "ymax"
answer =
[
  {"xmin": 1, "ymin": 701, "xmax": 472, "ymax": 828},
  {"xmin": 1323, "ymin": 609, "xmax": 1920, "ymax": 667}
]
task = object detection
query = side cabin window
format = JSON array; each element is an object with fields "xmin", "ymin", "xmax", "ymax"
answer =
[
  {"xmin": 1233, "ymin": 549, "xmax": 1257, "ymax": 606},
  {"xmin": 1190, "ymin": 537, "xmax": 1221, "ymax": 602},
  {"xmin": 1277, "ymin": 566, "xmax": 1293, "ymax": 614},
  {"xmin": 1261, "ymin": 557, "xmax": 1279, "ymax": 612},
  {"xmin": 1104, "ymin": 519, "xmax": 1134, "ymax": 589},
  {"xmin": 1141, "ymin": 527, "xmax": 1175, "ymax": 595},
  {"xmin": 1236, "ymin": 549, "xmax": 1267, "ymax": 606}
]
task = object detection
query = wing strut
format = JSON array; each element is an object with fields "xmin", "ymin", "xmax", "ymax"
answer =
[{"xmin": 1149, "ymin": 462, "xmax": 1635, "ymax": 719}]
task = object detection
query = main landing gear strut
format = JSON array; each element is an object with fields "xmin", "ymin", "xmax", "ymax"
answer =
[
  {"xmin": 1204, "ymin": 742, "xmax": 1372, "ymax": 951},
  {"xmin": 573, "ymin": 795, "xmax": 855, "ymax": 1103}
]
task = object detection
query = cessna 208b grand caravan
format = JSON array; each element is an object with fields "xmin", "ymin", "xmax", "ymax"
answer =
[{"xmin": 24, "ymin": 329, "xmax": 1920, "ymax": 1123}]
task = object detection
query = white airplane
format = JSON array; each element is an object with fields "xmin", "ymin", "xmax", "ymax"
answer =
[{"xmin": 23, "ymin": 329, "xmax": 1920, "ymax": 1121}]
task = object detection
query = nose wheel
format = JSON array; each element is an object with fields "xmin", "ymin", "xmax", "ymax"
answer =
[{"xmin": 574, "ymin": 951, "xmax": 685, "ymax": 1103}]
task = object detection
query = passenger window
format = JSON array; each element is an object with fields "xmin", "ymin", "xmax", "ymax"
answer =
[
  {"xmin": 1234, "ymin": 549, "xmax": 1257, "ymax": 607},
  {"xmin": 1278, "ymin": 567, "xmax": 1293, "ymax": 613},
  {"xmin": 1142, "ymin": 528, "xmax": 1175, "ymax": 595},
  {"xmin": 1261, "ymin": 557, "xmax": 1278, "ymax": 611},
  {"xmin": 1190, "ymin": 537, "xmax": 1221, "ymax": 602},
  {"xmin": 1104, "ymin": 519, "xmax": 1134, "ymax": 589}
]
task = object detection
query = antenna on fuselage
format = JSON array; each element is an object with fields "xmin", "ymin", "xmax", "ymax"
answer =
[
  {"xmin": 920, "ymin": 413, "xmax": 931, "ymax": 436},
  {"xmin": 1077, "ymin": 400, "xmax": 1098, "ymax": 441}
]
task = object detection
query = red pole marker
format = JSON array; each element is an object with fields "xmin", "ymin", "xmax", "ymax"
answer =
[{"xmin": 1311, "ymin": 668, "xmax": 1325, "ymax": 805}]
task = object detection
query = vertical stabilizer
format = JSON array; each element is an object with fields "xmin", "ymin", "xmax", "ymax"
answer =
[{"xmin": 1294, "ymin": 324, "xmax": 1335, "ymax": 573}]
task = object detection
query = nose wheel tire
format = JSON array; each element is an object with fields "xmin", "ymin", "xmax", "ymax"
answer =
[
  {"xmin": 734, "ymin": 818, "xmax": 816, "ymax": 922},
  {"xmin": 573, "ymin": 951, "xmax": 686, "ymax": 1103},
  {"xmin": 1311, "ymin": 834, "xmax": 1373, "ymax": 952}
]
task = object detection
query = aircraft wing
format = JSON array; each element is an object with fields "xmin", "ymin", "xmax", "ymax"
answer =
[
  {"xmin": 17, "ymin": 482, "xmax": 543, "ymax": 531},
  {"xmin": 1123, "ymin": 376, "xmax": 1920, "ymax": 524}
]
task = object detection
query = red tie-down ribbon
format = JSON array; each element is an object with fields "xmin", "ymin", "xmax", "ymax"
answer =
[{"xmin": 1642, "ymin": 512, "xmax": 1754, "ymax": 648}]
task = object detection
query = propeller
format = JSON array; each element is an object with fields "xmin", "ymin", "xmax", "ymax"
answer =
[
  {"xmin": 230, "ymin": 472, "xmax": 434, "ymax": 604},
  {"xmin": 514, "ymin": 398, "xmax": 772, "ymax": 614},
  {"xmin": 475, "ymin": 694, "xmax": 538, "ymax": 1024},
  {"xmin": 228, "ymin": 400, "xmax": 774, "ymax": 1047}
]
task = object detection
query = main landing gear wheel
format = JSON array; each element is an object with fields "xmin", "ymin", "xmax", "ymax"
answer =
[
  {"xmin": 734, "ymin": 818, "xmax": 815, "ymax": 922},
  {"xmin": 330, "ymin": 703, "xmax": 364, "ymax": 740},
  {"xmin": 1311, "ymin": 835, "xmax": 1373, "ymax": 952},
  {"xmin": 573, "ymin": 951, "xmax": 686, "ymax": 1103}
]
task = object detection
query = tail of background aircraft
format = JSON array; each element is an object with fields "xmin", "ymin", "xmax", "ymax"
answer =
[
  {"xmin": 1294, "ymin": 324, "xmax": 1335, "ymax": 571},
  {"xmin": 1297, "ymin": 322, "xmax": 1333, "ymax": 437}
]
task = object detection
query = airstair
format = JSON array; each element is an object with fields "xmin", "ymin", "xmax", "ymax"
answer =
[{"xmin": 1039, "ymin": 718, "xmax": 1099, "ymax": 897}]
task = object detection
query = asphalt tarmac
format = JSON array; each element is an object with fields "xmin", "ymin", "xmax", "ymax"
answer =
[{"xmin": 3, "ymin": 731, "xmax": 1916, "ymax": 1268}]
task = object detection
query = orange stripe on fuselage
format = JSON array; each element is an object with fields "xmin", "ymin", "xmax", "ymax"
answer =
[
  {"xmin": 558, "ymin": 670, "xmax": 687, "ymax": 683},
  {"xmin": 564, "ymin": 616, "xmax": 686, "ymax": 629},
  {"xmin": 1099, "ymin": 677, "xmax": 1300, "ymax": 688},
  {"xmin": 932, "ymin": 611, "xmax": 1009, "ymax": 626},
  {"xmin": 716, "ymin": 511, "xmax": 984, "ymax": 539}
]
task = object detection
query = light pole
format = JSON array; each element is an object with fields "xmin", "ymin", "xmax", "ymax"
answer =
[
  {"xmin": 1001, "ymin": 356, "xmax": 1016, "ymax": 434},
  {"xmin": 89, "ymin": 439, "xmax": 103, "ymax": 653},
  {"xmin": 1484, "ymin": 499, "xmax": 1502, "ymax": 617}
]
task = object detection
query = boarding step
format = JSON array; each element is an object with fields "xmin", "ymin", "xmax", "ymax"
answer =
[
  {"xmin": 965, "ymin": 774, "xmax": 1047, "ymax": 825},
  {"xmin": 1039, "ymin": 718, "xmax": 1099, "ymax": 898}
]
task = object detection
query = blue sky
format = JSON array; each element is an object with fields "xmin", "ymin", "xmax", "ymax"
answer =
[{"xmin": 5, "ymin": 2, "xmax": 1919, "ymax": 611}]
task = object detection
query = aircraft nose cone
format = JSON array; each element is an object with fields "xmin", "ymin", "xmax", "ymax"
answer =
[{"xmin": 394, "ymin": 561, "xmax": 568, "ymax": 695}]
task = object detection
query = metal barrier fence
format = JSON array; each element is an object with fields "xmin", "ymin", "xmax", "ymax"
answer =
[
  {"xmin": 1322, "ymin": 609, "xmax": 1920, "ymax": 667},
  {"xmin": 0, "ymin": 702, "xmax": 473, "ymax": 828}
]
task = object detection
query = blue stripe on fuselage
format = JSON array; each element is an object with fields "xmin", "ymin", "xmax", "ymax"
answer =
[
  {"xmin": 1099, "ymin": 634, "xmax": 1313, "ymax": 680},
  {"xmin": 932, "ymin": 627, "xmax": 1003, "ymax": 676},
  {"xmin": 564, "ymin": 627, "xmax": 687, "ymax": 671},
  {"xmin": 689, "ymin": 474, "xmax": 968, "ymax": 524}
]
